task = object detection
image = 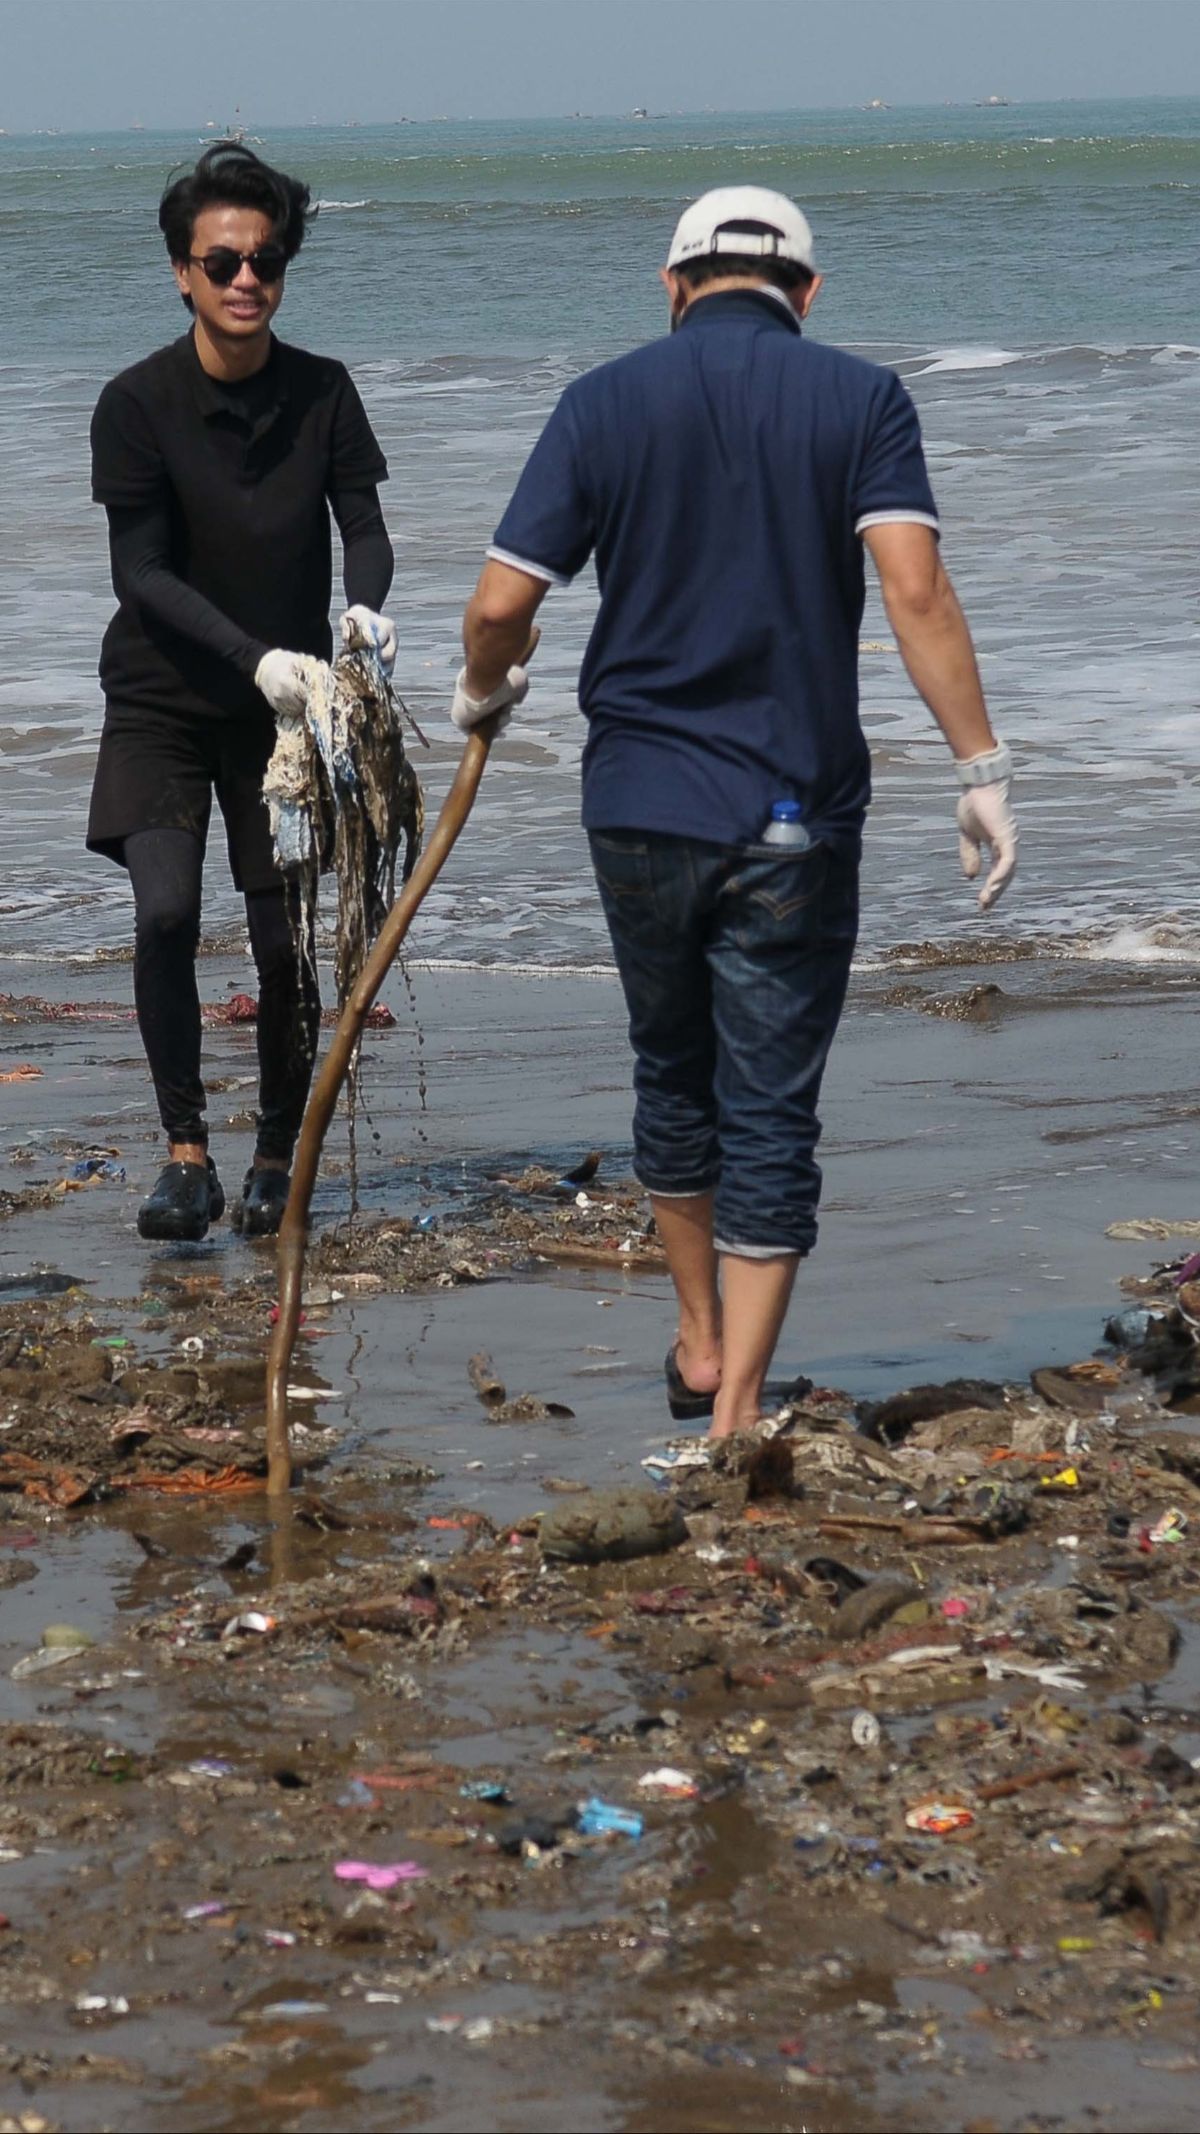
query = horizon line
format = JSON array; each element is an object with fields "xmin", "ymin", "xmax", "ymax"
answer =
[{"xmin": 2, "ymin": 90, "xmax": 1200, "ymax": 139}]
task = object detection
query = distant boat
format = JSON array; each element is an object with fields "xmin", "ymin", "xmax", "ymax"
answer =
[
  {"xmin": 978, "ymin": 94, "xmax": 1011, "ymax": 106},
  {"xmin": 863, "ymin": 98, "xmax": 889, "ymax": 110},
  {"xmin": 199, "ymin": 111, "xmax": 262, "ymax": 146},
  {"xmin": 632, "ymin": 106, "xmax": 648, "ymax": 119}
]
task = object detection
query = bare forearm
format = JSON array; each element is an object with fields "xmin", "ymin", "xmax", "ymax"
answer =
[
  {"xmin": 882, "ymin": 566, "xmax": 996, "ymax": 761},
  {"xmin": 462, "ymin": 595, "xmax": 537, "ymax": 699}
]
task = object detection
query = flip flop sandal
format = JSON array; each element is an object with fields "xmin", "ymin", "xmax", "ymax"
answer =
[{"xmin": 665, "ymin": 1344, "xmax": 716, "ymax": 1422}]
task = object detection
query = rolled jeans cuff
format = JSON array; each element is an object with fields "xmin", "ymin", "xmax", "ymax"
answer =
[
  {"xmin": 634, "ymin": 1168, "xmax": 719, "ymax": 1200},
  {"xmin": 714, "ymin": 1234, "xmax": 809, "ymax": 1261}
]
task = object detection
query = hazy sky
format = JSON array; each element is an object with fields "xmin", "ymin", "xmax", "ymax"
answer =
[{"xmin": 2, "ymin": 0, "xmax": 1199, "ymax": 131}]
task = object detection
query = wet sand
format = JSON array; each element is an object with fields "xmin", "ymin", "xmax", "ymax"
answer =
[{"xmin": 3, "ymin": 949, "xmax": 1200, "ymax": 2132}]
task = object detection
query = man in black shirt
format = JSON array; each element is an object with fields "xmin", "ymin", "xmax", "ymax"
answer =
[{"xmin": 88, "ymin": 142, "xmax": 394, "ymax": 1240}]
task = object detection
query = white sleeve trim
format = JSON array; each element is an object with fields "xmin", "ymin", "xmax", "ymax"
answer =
[
  {"xmin": 855, "ymin": 510, "xmax": 941, "ymax": 537},
  {"xmin": 485, "ymin": 544, "xmax": 571, "ymax": 588}
]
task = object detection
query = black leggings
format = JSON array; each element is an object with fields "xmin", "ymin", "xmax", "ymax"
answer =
[{"xmin": 125, "ymin": 827, "xmax": 321, "ymax": 1163}]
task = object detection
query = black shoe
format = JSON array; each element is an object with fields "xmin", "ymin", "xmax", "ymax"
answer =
[
  {"xmin": 138, "ymin": 1156, "xmax": 225, "ymax": 1243},
  {"xmin": 231, "ymin": 1165, "xmax": 291, "ymax": 1238},
  {"xmin": 665, "ymin": 1344, "xmax": 717, "ymax": 1422}
]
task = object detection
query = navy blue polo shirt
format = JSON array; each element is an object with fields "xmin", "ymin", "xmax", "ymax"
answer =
[{"xmin": 490, "ymin": 288, "xmax": 939, "ymax": 851}]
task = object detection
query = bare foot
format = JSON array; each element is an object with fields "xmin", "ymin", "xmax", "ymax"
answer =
[
  {"xmin": 674, "ymin": 1335, "xmax": 722, "ymax": 1396},
  {"xmin": 707, "ymin": 1412, "xmax": 767, "ymax": 1441}
]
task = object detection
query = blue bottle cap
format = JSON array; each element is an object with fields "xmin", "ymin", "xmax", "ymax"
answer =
[{"xmin": 771, "ymin": 800, "xmax": 803, "ymax": 821}]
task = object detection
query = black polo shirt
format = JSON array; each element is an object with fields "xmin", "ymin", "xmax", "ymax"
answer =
[{"xmin": 91, "ymin": 331, "xmax": 388, "ymax": 723}]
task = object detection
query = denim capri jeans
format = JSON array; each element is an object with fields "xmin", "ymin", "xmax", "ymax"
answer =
[{"xmin": 589, "ymin": 828, "xmax": 859, "ymax": 1258}]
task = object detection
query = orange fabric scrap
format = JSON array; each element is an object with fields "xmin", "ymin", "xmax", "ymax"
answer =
[
  {"xmin": 0, "ymin": 1452, "xmax": 96, "ymax": 1507},
  {"xmin": 108, "ymin": 1464, "xmax": 265, "ymax": 1496},
  {"xmin": 985, "ymin": 1449, "xmax": 1064, "ymax": 1466}
]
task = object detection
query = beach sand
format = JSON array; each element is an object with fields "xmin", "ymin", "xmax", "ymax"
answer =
[{"xmin": 2, "ymin": 948, "xmax": 1200, "ymax": 2131}]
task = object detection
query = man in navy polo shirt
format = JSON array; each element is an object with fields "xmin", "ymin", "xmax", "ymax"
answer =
[{"xmin": 453, "ymin": 186, "xmax": 1017, "ymax": 1437}]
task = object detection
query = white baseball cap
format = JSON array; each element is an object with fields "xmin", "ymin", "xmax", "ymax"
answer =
[{"xmin": 666, "ymin": 186, "xmax": 816, "ymax": 275}]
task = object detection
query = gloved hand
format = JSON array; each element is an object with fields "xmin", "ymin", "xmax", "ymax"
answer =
[
  {"xmin": 339, "ymin": 604, "xmax": 397, "ymax": 675},
  {"xmin": 254, "ymin": 649, "xmax": 311, "ymax": 718},
  {"xmin": 450, "ymin": 661, "xmax": 529, "ymax": 735},
  {"xmin": 955, "ymin": 742, "xmax": 1017, "ymax": 912}
]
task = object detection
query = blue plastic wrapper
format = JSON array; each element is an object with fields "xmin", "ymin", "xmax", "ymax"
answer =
[
  {"xmin": 576, "ymin": 1796, "xmax": 644, "ymax": 1839},
  {"xmin": 1104, "ymin": 1306, "xmax": 1162, "ymax": 1347},
  {"xmin": 336, "ymin": 1778, "xmax": 377, "ymax": 1808}
]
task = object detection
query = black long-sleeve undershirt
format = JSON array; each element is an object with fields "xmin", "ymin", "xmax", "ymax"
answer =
[{"xmin": 106, "ymin": 485, "xmax": 394, "ymax": 682}]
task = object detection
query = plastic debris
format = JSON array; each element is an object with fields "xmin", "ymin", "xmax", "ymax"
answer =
[
  {"xmin": 1106, "ymin": 1218, "xmax": 1200, "ymax": 1242},
  {"xmin": 905, "ymin": 1801, "xmax": 975, "ymax": 1835},
  {"xmin": 425, "ymin": 2014, "xmax": 496, "ymax": 2041},
  {"xmin": 1041, "ymin": 1466, "xmax": 1080, "ymax": 1490},
  {"xmin": 334, "ymin": 1860, "xmax": 428, "ymax": 1890},
  {"xmin": 11, "ymin": 1646, "xmax": 85, "ymax": 1680},
  {"xmin": 74, "ymin": 1995, "xmax": 130, "ymax": 2017},
  {"xmin": 1105, "ymin": 1306, "xmax": 1161, "ymax": 1346},
  {"xmin": 641, "ymin": 1443, "xmax": 712, "ymax": 1475},
  {"xmin": 40, "ymin": 1623, "xmax": 96, "ymax": 1651},
  {"xmin": 459, "ymin": 1780, "xmax": 512, "ymax": 1804},
  {"xmin": 263, "ymin": 636, "xmax": 422, "ymax": 1011},
  {"xmin": 67, "ymin": 1157, "xmax": 126, "ymax": 1183},
  {"xmin": 337, "ymin": 1778, "xmax": 378, "ymax": 1808},
  {"xmin": 0, "ymin": 1271, "xmax": 88, "ymax": 1299},
  {"xmin": 851, "ymin": 1711, "xmax": 881, "ymax": 1750},
  {"xmin": 1148, "ymin": 1507, "xmax": 1187, "ymax": 1547},
  {"xmin": 252, "ymin": 2001, "xmax": 329, "ymax": 2020},
  {"xmin": 636, "ymin": 1767, "xmax": 698, "ymax": 1798},
  {"xmin": 496, "ymin": 1815, "xmax": 568, "ymax": 1857},
  {"xmin": 221, "ymin": 1612, "xmax": 277, "ymax": 1640},
  {"xmin": 576, "ymin": 1797, "xmax": 644, "ymax": 1838},
  {"xmin": 984, "ymin": 1656, "xmax": 1087, "ymax": 1693}
]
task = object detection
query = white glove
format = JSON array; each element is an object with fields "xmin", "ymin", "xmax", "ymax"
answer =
[
  {"xmin": 340, "ymin": 604, "xmax": 397, "ymax": 675},
  {"xmin": 955, "ymin": 743, "xmax": 1017, "ymax": 913},
  {"xmin": 254, "ymin": 649, "xmax": 311, "ymax": 718},
  {"xmin": 450, "ymin": 662, "xmax": 529, "ymax": 735}
]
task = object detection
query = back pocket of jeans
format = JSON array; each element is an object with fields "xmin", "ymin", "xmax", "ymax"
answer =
[
  {"xmin": 734, "ymin": 842, "xmax": 828, "ymax": 924},
  {"xmin": 589, "ymin": 831, "xmax": 652, "ymax": 899}
]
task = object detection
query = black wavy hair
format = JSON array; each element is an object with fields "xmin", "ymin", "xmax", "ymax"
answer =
[{"xmin": 159, "ymin": 141, "xmax": 314, "ymax": 309}]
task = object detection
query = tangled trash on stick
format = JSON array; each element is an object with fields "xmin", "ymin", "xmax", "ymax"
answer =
[
  {"xmin": 262, "ymin": 629, "xmax": 425, "ymax": 1181},
  {"xmin": 263, "ymin": 630, "xmax": 425, "ymax": 1010}
]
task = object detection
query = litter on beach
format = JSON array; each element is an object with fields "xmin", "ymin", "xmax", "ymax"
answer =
[
  {"xmin": 263, "ymin": 631, "xmax": 423, "ymax": 1012},
  {"xmin": 334, "ymin": 1860, "xmax": 429, "ymax": 1890}
]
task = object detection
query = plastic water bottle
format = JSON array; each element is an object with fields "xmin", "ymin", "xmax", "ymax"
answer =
[{"xmin": 761, "ymin": 799, "xmax": 810, "ymax": 846}]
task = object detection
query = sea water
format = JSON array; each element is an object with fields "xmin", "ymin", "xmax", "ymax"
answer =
[{"xmin": 1, "ymin": 100, "xmax": 1197, "ymax": 972}]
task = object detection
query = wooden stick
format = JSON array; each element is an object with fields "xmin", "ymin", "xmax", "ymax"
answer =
[
  {"xmin": 976, "ymin": 1760, "xmax": 1082, "ymax": 1803},
  {"xmin": 818, "ymin": 1515, "xmax": 989, "ymax": 1545},
  {"xmin": 264, "ymin": 709, "xmax": 509, "ymax": 1495}
]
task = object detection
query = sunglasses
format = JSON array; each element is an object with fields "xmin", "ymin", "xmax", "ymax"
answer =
[{"xmin": 187, "ymin": 244, "xmax": 288, "ymax": 287}]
